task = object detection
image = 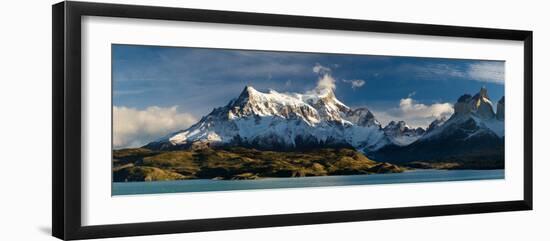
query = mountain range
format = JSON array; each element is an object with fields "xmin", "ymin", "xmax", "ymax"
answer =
[
  {"xmin": 144, "ymin": 86, "xmax": 504, "ymax": 168},
  {"xmin": 370, "ymin": 87, "xmax": 504, "ymax": 168}
]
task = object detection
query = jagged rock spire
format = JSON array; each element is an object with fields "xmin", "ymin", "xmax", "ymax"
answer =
[
  {"xmin": 454, "ymin": 87, "xmax": 496, "ymax": 120},
  {"xmin": 496, "ymin": 96, "xmax": 505, "ymax": 121},
  {"xmin": 479, "ymin": 86, "xmax": 488, "ymax": 98}
]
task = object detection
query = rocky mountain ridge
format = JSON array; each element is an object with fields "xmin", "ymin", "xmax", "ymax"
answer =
[
  {"xmin": 368, "ymin": 87, "xmax": 504, "ymax": 168},
  {"xmin": 145, "ymin": 86, "xmax": 390, "ymax": 152},
  {"xmin": 143, "ymin": 86, "xmax": 504, "ymax": 169}
]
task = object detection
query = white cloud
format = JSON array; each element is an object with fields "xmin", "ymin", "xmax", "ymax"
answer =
[
  {"xmin": 113, "ymin": 106, "xmax": 197, "ymax": 149},
  {"xmin": 309, "ymin": 64, "xmax": 337, "ymax": 94},
  {"xmin": 316, "ymin": 73, "xmax": 336, "ymax": 92},
  {"xmin": 312, "ymin": 63, "xmax": 331, "ymax": 75},
  {"xmin": 311, "ymin": 63, "xmax": 365, "ymax": 93},
  {"xmin": 372, "ymin": 97, "xmax": 454, "ymax": 128},
  {"xmin": 467, "ymin": 62, "xmax": 504, "ymax": 84},
  {"xmin": 402, "ymin": 61, "xmax": 504, "ymax": 85},
  {"xmin": 397, "ymin": 98, "xmax": 454, "ymax": 119},
  {"xmin": 343, "ymin": 79, "xmax": 366, "ymax": 89},
  {"xmin": 424, "ymin": 64, "xmax": 466, "ymax": 78}
]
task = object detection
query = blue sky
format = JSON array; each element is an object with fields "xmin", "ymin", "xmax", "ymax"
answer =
[{"xmin": 112, "ymin": 44, "xmax": 504, "ymax": 148}]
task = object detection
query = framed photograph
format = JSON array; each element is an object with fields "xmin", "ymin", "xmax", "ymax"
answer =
[{"xmin": 52, "ymin": 1, "xmax": 533, "ymax": 240}]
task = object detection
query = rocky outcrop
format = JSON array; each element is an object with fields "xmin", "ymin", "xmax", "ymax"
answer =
[
  {"xmin": 496, "ymin": 96, "xmax": 505, "ymax": 121},
  {"xmin": 454, "ymin": 87, "xmax": 496, "ymax": 120},
  {"xmin": 383, "ymin": 121, "xmax": 425, "ymax": 146},
  {"xmin": 472, "ymin": 87, "xmax": 496, "ymax": 119}
]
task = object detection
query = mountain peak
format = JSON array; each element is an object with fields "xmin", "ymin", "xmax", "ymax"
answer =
[
  {"xmin": 310, "ymin": 84, "xmax": 336, "ymax": 100},
  {"xmin": 383, "ymin": 120, "xmax": 424, "ymax": 146},
  {"xmin": 457, "ymin": 94, "xmax": 472, "ymax": 103},
  {"xmin": 471, "ymin": 87, "xmax": 495, "ymax": 119},
  {"xmin": 422, "ymin": 87, "xmax": 504, "ymax": 142},
  {"xmin": 454, "ymin": 87, "xmax": 496, "ymax": 119},
  {"xmin": 238, "ymin": 85, "xmax": 259, "ymax": 97},
  {"xmin": 472, "ymin": 86, "xmax": 491, "ymax": 102},
  {"xmin": 479, "ymin": 86, "xmax": 489, "ymax": 98},
  {"xmin": 145, "ymin": 84, "xmax": 391, "ymax": 151},
  {"xmin": 498, "ymin": 96, "xmax": 504, "ymax": 105},
  {"xmin": 233, "ymin": 85, "xmax": 270, "ymax": 108},
  {"xmin": 385, "ymin": 120, "xmax": 409, "ymax": 130},
  {"xmin": 346, "ymin": 107, "xmax": 380, "ymax": 127}
]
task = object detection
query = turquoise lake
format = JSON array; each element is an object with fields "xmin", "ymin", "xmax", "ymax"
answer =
[{"xmin": 112, "ymin": 169, "xmax": 504, "ymax": 196}]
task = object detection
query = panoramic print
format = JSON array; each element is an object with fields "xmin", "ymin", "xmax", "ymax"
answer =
[{"xmin": 112, "ymin": 44, "xmax": 505, "ymax": 195}]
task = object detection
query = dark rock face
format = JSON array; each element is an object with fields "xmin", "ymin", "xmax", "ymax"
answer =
[
  {"xmin": 426, "ymin": 116, "xmax": 447, "ymax": 133},
  {"xmin": 414, "ymin": 127, "xmax": 426, "ymax": 135},
  {"xmin": 454, "ymin": 87, "xmax": 496, "ymax": 120},
  {"xmin": 497, "ymin": 96, "xmax": 505, "ymax": 121},
  {"xmin": 230, "ymin": 133, "xmax": 354, "ymax": 152}
]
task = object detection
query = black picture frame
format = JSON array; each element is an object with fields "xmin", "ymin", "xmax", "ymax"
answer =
[{"xmin": 52, "ymin": 1, "xmax": 533, "ymax": 240}]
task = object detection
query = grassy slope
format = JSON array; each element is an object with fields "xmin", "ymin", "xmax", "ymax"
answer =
[{"xmin": 113, "ymin": 147, "xmax": 405, "ymax": 182}]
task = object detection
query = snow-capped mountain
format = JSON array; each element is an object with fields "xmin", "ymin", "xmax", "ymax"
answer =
[
  {"xmin": 145, "ymin": 86, "xmax": 390, "ymax": 152},
  {"xmin": 369, "ymin": 87, "xmax": 505, "ymax": 164},
  {"xmin": 383, "ymin": 121, "xmax": 425, "ymax": 146},
  {"xmin": 144, "ymin": 85, "xmax": 504, "ymax": 167}
]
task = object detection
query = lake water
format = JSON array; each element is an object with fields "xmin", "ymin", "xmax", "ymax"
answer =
[{"xmin": 112, "ymin": 169, "xmax": 504, "ymax": 196}]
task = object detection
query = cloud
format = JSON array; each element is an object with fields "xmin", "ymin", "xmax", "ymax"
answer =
[
  {"xmin": 467, "ymin": 62, "xmax": 504, "ymax": 84},
  {"xmin": 396, "ymin": 61, "xmax": 504, "ymax": 85},
  {"xmin": 113, "ymin": 106, "xmax": 197, "ymax": 149},
  {"xmin": 310, "ymin": 64, "xmax": 336, "ymax": 93},
  {"xmin": 396, "ymin": 98, "xmax": 454, "ymax": 119},
  {"xmin": 312, "ymin": 63, "xmax": 367, "ymax": 92},
  {"xmin": 343, "ymin": 79, "xmax": 366, "ymax": 89},
  {"xmin": 312, "ymin": 63, "xmax": 331, "ymax": 75},
  {"xmin": 316, "ymin": 74, "xmax": 336, "ymax": 92},
  {"xmin": 311, "ymin": 64, "xmax": 366, "ymax": 93},
  {"xmin": 372, "ymin": 96, "xmax": 454, "ymax": 128},
  {"xmin": 423, "ymin": 64, "xmax": 466, "ymax": 78}
]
